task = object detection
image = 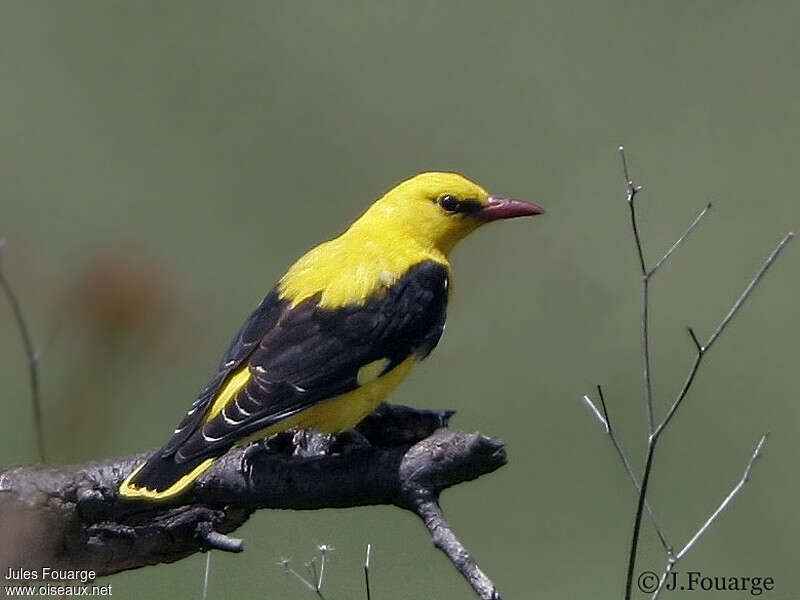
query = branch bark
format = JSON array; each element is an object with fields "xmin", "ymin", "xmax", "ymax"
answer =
[{"xmin": 0, "ymin": 403, "xmax": 507, "ymax": 599}]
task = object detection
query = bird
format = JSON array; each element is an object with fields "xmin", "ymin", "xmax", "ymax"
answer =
[{"xmin": 119, "ymin": 172, "xmax": 544, "ymax": 500}]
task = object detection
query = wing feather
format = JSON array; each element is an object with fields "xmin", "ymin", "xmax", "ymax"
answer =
[{"xmin": 169, "ymin": 261, "xmax": 448, "ymax": 463}]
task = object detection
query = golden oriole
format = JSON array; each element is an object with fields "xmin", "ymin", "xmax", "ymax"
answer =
[{"xmin": 119, "ymin": 172, "xmax": 543, "ymax": 500}]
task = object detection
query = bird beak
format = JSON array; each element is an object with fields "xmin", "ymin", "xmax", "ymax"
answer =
[{"xmin": 478, "ymin": 196, "xmax": 545, "ymax": 221}]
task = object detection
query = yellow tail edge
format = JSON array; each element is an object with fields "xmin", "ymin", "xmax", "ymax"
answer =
[{"xmin": 118, "ymin": 458, "xmax": 215, "ymax": 501}]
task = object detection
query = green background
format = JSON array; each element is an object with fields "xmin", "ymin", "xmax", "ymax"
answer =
[{"xmin": 1, "ymin": 2, "xmax": 798, "ymax": 598}]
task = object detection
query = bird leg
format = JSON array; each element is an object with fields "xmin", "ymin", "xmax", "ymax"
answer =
[{"xmin": 238, "ymin": 403, "xmax": 454, "ymax": 480}]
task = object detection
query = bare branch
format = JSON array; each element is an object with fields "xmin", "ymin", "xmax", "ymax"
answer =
[
  {"xmin": 582, "ymin": 392, "xmax": 671, "ymax": 554},
  {"xmin": 648, "ymin": 203, "xmax": 712, "ymax": 277},
  {"xmin": 412, "ymin": 499, "xmax": 501, "ymax": 600},
  {"xmin": 0, "ymin": 240, "xmax": 46, "ymax": 462},
  {"xmin": 675, "ymin": 433, "xmax": 767, "ymax": 562},
  {"xmin": 581, "ymin": 393, "xmax": 608, "ymax": 431},
  {"xmin": 618, "ymin": 148, "xmax": 656, "ymax": 436},
  {"xmin": 0, "ymin": 404, "xmax": 506, "ymax": 600},
  {"xmin": 592, "ymin": 148, "xmax": 790, "ymax": 600},
  {"xmin": 653, "ymin": 352, "xmax": 703, "ymax": 441},
  {"xmin": 650, "ymin": 434, "xmax": 768, "ymax": 599},
  {"xmin": 704, "ymin": 233, "xmax": 794, "ymax": 352},
  {"xmin": 656, "ymin": 233, "xmax": 794, "ymax": 438},
  {"xmin": 619, "ymin": 146, "xmax": 646, "ymax": 276}
]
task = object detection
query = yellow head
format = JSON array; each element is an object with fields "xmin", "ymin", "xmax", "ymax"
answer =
[
  {"xmin": 353, "ymin": 172, "xmax": 544, "ymax": 256},
  {"xmin": 279, "ymin": 172, "xmax": 544, "ymax": 308}
]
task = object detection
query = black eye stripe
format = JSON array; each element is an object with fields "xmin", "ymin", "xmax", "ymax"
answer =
[
  {"xmin": 455, "ymin": 199, "xmax": 484, "ymax": 214},
  {"xmin": 438, "ymin": 196, "xmax": 483, "ymax": 214}
]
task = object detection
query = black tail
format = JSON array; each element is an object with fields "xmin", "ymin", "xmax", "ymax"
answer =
[{"xmin": 119, "ymin": 449, "xmax": 216, "ymax": 500}]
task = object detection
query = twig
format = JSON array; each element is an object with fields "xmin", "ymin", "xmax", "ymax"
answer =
[
  {"xmin": 650, "ymin": 434, "xmax": 768, "ymax": 599},
  {"xmin": 412, "ymin": 499, "xmax": 501, "ymax": 600},
  {"xmin": 582, "ymin": 389, "xmax": 671, "ymax": 554},
  {"xmin": 703, "ymin": 232, "xmax": 794, "ymax": 352},
  {"xmin": 364, "ymin": 544, "xmax": 372, "ymax": 600},
  {"xmin": 279, "ymin": 558, "xmax": 317, "ymax": 594},
  {"xmin": 279, "ymin": 545, "xmax": 332, "ymax": 600},
  {"xmin": 620, "ymin": 147, "xmax": 655, "ymax": 435},
  {"xmin": 202, "ymin": 552, "xmax": 212, "ymax": 600},
  {"xmin": 655, "ymin": 232, "xmax": 794, "ymax": 438},
  {"xmin": 196, "ymin": 522, "xmax": 244, "ymax": 553},
  {"xmin": 620, "ymin": 147, "xmax": 647, "ymax": 275},
  {"xmin": 0, "ymin": 240, "xmax": 46, "ymax": 462},
  {"xmin": 676, "ymin": 433, "xmax": 767, "ymax": 561},
  {"xmin": 607, "ymin": 149, "xmax": 791, "ymax": 600},
  {"xmin": 316, "ymin": 544, "xmax": 334, "ymax": 598},
  {"xmin": 648, "ymin": 203, "xmax": 712, "ymax": 277}
]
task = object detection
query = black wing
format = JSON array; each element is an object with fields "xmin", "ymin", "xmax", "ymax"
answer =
[
  {"xmin": 168, "ymin": 260, "xmax": 449, "ymax": 463},
  {"xmin": 161, "ymin": 290, "xmax": 289, "ymax": 455}
]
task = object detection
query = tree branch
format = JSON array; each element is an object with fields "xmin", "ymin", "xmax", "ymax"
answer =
[{"xmin": 0, "ymin": 403, "xmax": 506, "ymax": 598}]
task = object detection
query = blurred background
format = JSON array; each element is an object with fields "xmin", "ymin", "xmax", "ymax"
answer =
[{"xmin": 1, "ymin": 2, "xmax": 798, "ymax": 598}]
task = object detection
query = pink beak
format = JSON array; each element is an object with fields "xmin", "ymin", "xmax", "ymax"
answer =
[{"xmin": 478, "ymin": 196, "xmax": 545, "ymax": 221}]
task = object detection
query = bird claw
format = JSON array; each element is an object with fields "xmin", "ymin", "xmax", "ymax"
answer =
[{"xmin": 240, "ymin": 438, "xmax": 272, "ymax": 484}]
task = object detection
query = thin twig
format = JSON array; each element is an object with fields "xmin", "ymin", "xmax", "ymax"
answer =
[
  {"xmin": 202, "ymin": 552, "xmax": 212, "ymax": 600},
  {"xmin": 582, "ymin": 391, "xmax": 671, "ymax": 554},
  {"xmin": 618, "ymin": 147, "xmax": 659, "ymax": 600},
  {"xmin": 0, "ymin": 240, "xmax": 46, "ymax": 462},
  {"xmin": 650, "ymin": 434, "xmax": 768, "ymax": 599},
  {"xmin": 703, "ymin": 232, "xmax": 794, "ymax": 352},
  {"xmin": 317, "ymin": 553, "xmax": 325, "ymax": 591},
  {"xmin": 279, "ymin": 558, "xmax": 317, "ymax": 593},
  {"xmin": 617, "ymin": 149, "xmax": 792, "ymax": 600},
  {"xmin": 656, "ymin": 233, "xmax": 794, "ymax": 438},
  {"xmin": 652, "ymin": 347, "xmax": 704, "ymax": 441},
  {"xmin": 648, "ymin": 203, "xmax": 712, "ymax": 277},
  {"xmin": 619, "ymin": 148, "xmax": 655, "ymax": 436},
  {"xmin": 304, "ymin": 558, "xmax": 327, "ymax": 600},
  {"xmin": 364, "ymin": 544, "xmax": 372, "ymax": 600},
  {"xmin": 675, "ymin": 433, "xmax": 767, "ymax": 562},
  {"xmin": 620, "ymin": 146, "xmax": 646, "ymax": 274},
  {"xmin": 624, "ymin": 442, "xmax": 655, "ymax": 600},
  {"xmin": 316, "ymin": 544, "xmax": 334, "ymax": 597}
]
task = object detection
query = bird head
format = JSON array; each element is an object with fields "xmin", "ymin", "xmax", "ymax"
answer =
[{"xmin": 357, "ymin": 172, "xmax": 544, "ymax": 256}]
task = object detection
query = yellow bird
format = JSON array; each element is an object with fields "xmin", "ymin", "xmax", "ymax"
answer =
[{"xmin": 119, "ymin": 172, "xmax": 544, "ymax": 500}]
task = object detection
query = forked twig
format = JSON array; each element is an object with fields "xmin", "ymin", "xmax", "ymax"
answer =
[
  {"xmin": 583, "ymin": 149, "xmax": 792, "ymax": 600},
  {"xmin": 278, "ymin": 544, "xmax": 334, "ymax": 600},
  {"xmin": 582, "ymin": 390, "xmax": 670, "ymax": 554},
  {"xmin": 650, "ymin": 434, "xmax": 768, "ymax": 599}
]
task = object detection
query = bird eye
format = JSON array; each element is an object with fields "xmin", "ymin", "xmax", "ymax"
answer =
[{"xmin": 438, "ymin": 194, "xmax": 459, "ymax": 212}]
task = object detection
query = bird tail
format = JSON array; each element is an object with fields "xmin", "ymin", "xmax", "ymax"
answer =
[{"xmin": 119, "ymin": 450, "xmax": 216, "ymax": 501}]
